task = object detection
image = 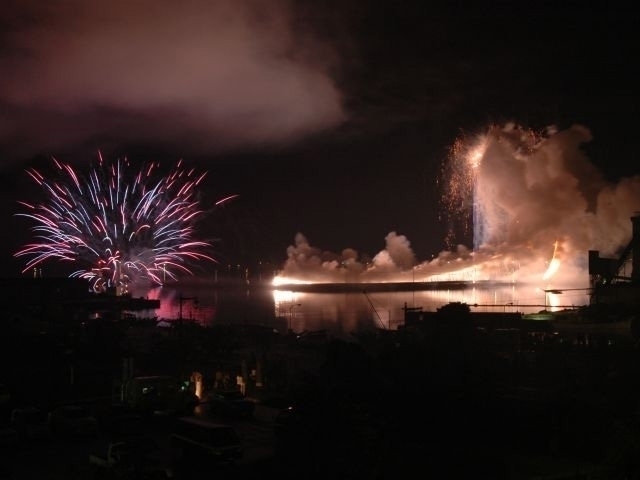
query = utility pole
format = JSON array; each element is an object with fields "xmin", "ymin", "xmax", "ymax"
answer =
[
  {"xmin": 179, "ymin": 294, "xmax": 198, "ymax": 320},
  {"xmin": 289, "ymin": 303, "xmax": 301, "ymax": 332}
]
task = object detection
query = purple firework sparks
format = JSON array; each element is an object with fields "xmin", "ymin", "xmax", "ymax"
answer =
[{"xmin": 14, "ymin": 153, "xmax": 217, "ymax": 293}]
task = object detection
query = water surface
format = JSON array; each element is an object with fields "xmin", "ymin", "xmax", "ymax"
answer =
[{"xmin": 130, "ymin": 280, "xmax": 591, "ymax": 339}]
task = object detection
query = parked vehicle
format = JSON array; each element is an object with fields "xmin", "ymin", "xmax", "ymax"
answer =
[
  {"xmin": 89, "ymin": 436, "xmax": 173, "ymax": 479},
  {"xmin": 0, "ymin": 383, "xmax": 11, "ymax": 407},
  {"xmin": 273, "ymin": 405, "xmax": 311, "ymax": 452},
  {"xmin": 203, "ymin": 389, "xmax": 255, "ymax": 419},
  {"xmin": 273, "ymin": 405, "xmax": 305, "ymax": 436},
  {"xmin": 10, "ymin": 406, "xmax": 51, "ymax": 442},
  {"xmin": 169, "ymin": 417, "xmax": 243, "ymax": 467},
  {"xmin": 96, "ymin": 404, "xmax": 146, "ymax": 439},
  {"xmin": 272, "ymin": 403, "xmax": 346, "ymax": 456},
  {"xmin": 122, "ymin": 375, "xmax": 198, "ymax": 416},
  {"xmin": 47, "ymin": 404, "xmax": 99, "ymax": 438},
  {"xmin": 0, "ymin": 425, "xmax": 18, "ymax": 448},
  {"xmin": 0, "ymin": 383, "xmax": 14, "ymax": 421},
  {"xmin": 89, "ymin": 439, "xmax": 134, "ymax": 478}
]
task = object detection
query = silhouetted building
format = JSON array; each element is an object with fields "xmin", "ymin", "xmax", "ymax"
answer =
[{"xmin": 589, "ymin": 212, "xmax": 640, "ymax": 308}]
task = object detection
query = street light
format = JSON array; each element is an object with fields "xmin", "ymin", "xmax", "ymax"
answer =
[{"xmin": 289, "ymin": 303, "xmax": 301, "ymax": 332}]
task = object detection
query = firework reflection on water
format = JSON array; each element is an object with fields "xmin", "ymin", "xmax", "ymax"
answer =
[{"xmin": 127, "ymin": 281, "xmax": 590, "ymax": 338}]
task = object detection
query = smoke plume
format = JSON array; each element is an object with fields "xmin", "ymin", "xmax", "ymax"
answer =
[
  {"xmin": 0, "ymin": 0, "xmax": 344, "ymax": 162},
  {"xmin": 277, "ymin": 123, "xmax": 640, "ymax": 290}
]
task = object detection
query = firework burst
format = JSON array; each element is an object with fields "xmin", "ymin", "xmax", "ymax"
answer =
[
  {"xmin": 15, "ymin": 153, "xmax": 218, "ymax": 293},
  {"xmin": 440, "ymin": 124, "xmax": 547, "ymax": 251},
  {"xmin": 440, "ymin": 131, "xmax": 487, "ymax": 249}
]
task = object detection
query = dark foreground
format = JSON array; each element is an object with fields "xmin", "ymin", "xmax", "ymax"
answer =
[{"xmin": 2, "ymin": 304, "xmax": 640, "ymax": 479}]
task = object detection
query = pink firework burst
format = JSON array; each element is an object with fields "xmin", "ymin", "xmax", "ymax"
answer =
[{"xmin": 15, "ymin": 153, "xmax": 219, "ymax": 293}]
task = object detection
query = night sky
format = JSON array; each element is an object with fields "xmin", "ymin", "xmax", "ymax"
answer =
[{"xmin": 1, "ymin": 0, "xmax": 638, "ymax": 279}]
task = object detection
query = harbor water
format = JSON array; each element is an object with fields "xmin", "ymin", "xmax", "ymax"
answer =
[{"xmin": 131, "ymin": 280, "xmax": 592, "ymax": 339}]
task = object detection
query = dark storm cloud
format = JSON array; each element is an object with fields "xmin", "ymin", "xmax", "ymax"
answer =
[{"xmin": 0, "ymin": 0, "xmax": 345, "ymax": 163}]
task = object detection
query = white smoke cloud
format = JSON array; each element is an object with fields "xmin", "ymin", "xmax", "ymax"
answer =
[
  {"xmin": 0, "ymin": 0, "xmax": 345, "ymax": 160},
  {"xmin": 277, "ymin": 123, "xmax": 640, "ymax": 289}
]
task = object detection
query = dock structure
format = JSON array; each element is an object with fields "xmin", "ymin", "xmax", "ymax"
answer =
[
  {"xmin": 64, "ymin": 294, "xmax": 160, "ymax": 312},
  {"xmin": 1, "ymin": 276, "xmax": 160, "ymax": 323}
]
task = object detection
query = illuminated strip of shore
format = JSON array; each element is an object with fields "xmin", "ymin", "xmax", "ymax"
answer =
[{"xmin": 271, "ymin": 280, "xmax": 516, "ymax": 293}]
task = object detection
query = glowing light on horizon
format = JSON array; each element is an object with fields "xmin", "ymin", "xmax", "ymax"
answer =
[
  {"xmin": 272, "ymin": 275, "xmax": 312, "ymax": 287},
  {"xmin": 15, "ymin": 154, "xmax": 220, "ymax": 293}
]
